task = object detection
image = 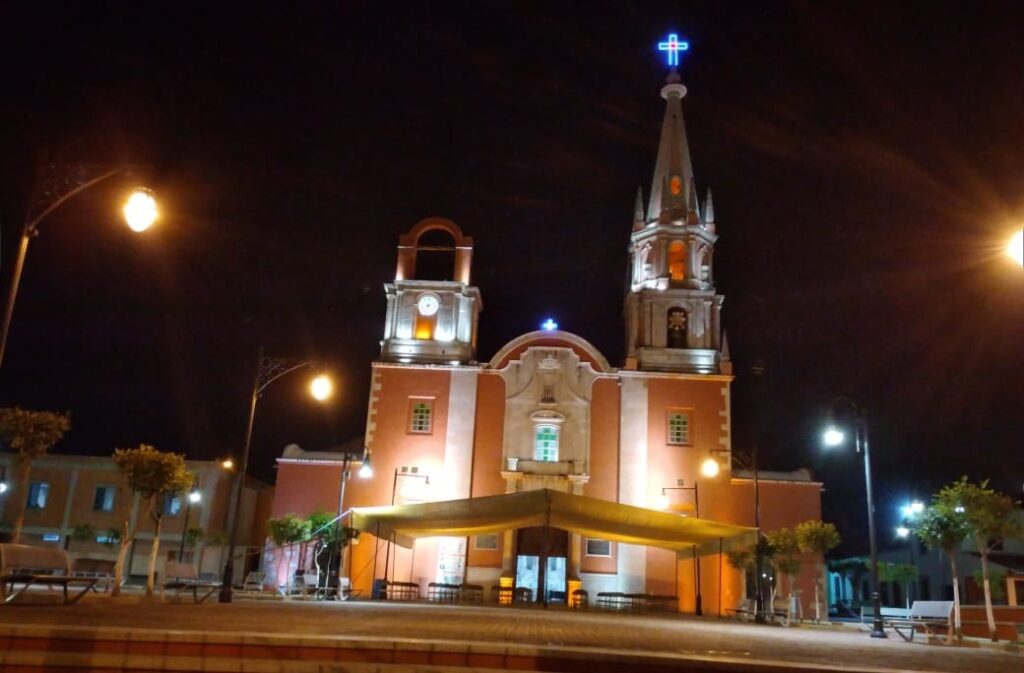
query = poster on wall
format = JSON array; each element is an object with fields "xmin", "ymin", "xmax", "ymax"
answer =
[{"xmin": 436, "ymin": 537, "xmax": 467, "ymax": 584}]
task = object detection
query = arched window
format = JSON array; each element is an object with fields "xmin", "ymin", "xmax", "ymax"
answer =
[
  {"xmin": 667, "ymin": 308, "xmax": 687, "ymax": 348},
  {"xmin": 534, "ymin": 425, "xmax": 559, "ymax": 462},
  {"xmin": 668, "ymin": 241, "xmax": 686, "ymax": 281}
]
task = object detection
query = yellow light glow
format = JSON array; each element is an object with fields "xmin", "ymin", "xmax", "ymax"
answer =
[
  {"xmin": 656, "ymin": 492, "xmax": 671, "ymax": 510},
  {"xmin": 221, "ymin": 458, "xmax": 234, "ymax": 470},
  {"xmin": 310, "ymin": 374, "xmax": 333, "ymax": 401},
  {"xmin": 700, "ymin": 457, "xmax": 720, "ymax": 478},
  {"xmin": 1008, "ymin": 229, "xmax": 1024, "ymax": 267},
  {"xmin": 123, "ymin": 190, "xmax": 158, "ymax": 232}
]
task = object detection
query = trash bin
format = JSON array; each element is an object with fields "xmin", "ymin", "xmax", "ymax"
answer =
[{"xmin": 371, "ymin": 578, "xmax": 388, "ymax": 600}]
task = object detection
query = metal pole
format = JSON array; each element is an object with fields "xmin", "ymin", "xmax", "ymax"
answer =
[
  {"xmin": 178, "ymin": 500, "xmax": 192, "ymax": 561},
  {"xmin": 753, "ymin": 445, "xmax": 764, "ymax": 622},
  {"xmin": 334, "ymin": 455, "xmax": 349, "ymax": 591},
  {"xmin": 383, "ymin": 468, "xmax": 398, "ymax": 584},
  {"xmin": 860, "ymin": 409, "xmax": 887, "ymax": 638},
  {"xmin": 219, "ymin": 347, "xmax": 262, "ymax": 603},
  {"xmin": 694, "ymin": 483, "xmax": 702, "ymax": 616}
]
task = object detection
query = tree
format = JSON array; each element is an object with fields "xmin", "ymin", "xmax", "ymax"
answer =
[
  {"xmin": 877, "ymin": 562, "xmax": 918, "ymax": 610},
  {"xmin": 183, "ymin": 527, "xmax": 204, "ymax": 562},
  {"xmin": 112, "ymin": 445, "xmax": 194, "ymax": 597},
  {"xmin": 936, "ymin": 478, "xmax": 1023, "ymax": 641},
  {"xmin": 796, "ymin": 520, "xmax": 841, "ymax": 623},
  {"xmin": 915, "ymin": 500, "xmax": 970, "ymax": 639},
  {"xmin": 0, "ymin": 407, "xmax": 71, "ymax": 543},
  {"xmin": 767, "ymin": 527, "xmax": 801, "ymax": 602},
  {"xmin": 267, "ymin": 514, "xmax": 311, "ymax": 592}
]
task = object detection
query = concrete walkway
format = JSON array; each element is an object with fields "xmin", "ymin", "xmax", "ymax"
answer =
[{"xmin": 0, "ymin": 597, "xmax": 1019, "ymax": 672}]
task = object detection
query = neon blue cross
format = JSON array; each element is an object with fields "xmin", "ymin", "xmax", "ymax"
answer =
[
  {"xmin": 658, "ymin": 33, "xmax": 689, "ymax": 67},
  {"xmin": 541, "ymin": 318, "xmax": 558, "ymax": 331}
]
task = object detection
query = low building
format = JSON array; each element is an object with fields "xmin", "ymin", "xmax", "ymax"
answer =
[{"xmin": 0, "ymin": 453, "xmax": 273, "ymax": 581}]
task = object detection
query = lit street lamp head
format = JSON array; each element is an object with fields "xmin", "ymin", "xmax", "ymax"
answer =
[
  {"xmin": 357, "ymin": 453, "xmax": 373, "ymax": 479},
  {"xmin": 123, "ymin": 189, "xmax": 158, "ymax": 232},
  {"xmin": 221, "ymin": 458, "xmax": 234, "ymax": 471},
  {"xmin": 310, "ymin": 373, "xmax": 333, "ymax": 401},
  {"xmin": 1008, "ymin": 229, "xmax": 1023, "ymax": 267},
  {"xmin": 700, "ymin": 457, "xmax": 720, "ymax": 478},
  {"xmin": 0, "ymin": 482, "xmax": 7, "ymax": 494},
  {"xmin": 188, "ymin": 490, "xmax": 201, "ymax": 504},
  {"xmin": 895, "ymin": 525, "xmax": 910, "ymax": 539},
  {"xmin": 822, "ymin": 425, "xmax": 845, "ymax": 447}
]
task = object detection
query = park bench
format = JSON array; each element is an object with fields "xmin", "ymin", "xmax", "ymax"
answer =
[
  {"xmin": 0, "ymin": 543, "xmax": 98, "ymax": 605},
  {"xmin": 886, "ymin": 600, "xmax": 954, "ymax": 642},
  {"xmin": 427, "ymin": 581, "xmax": 460, "ymax": 603},
  {"xmin": 240, "ymin": 570, "xmax": 265, "ymax": 594},
  {"xmin": 71, "ymin": 557, "xmax": 117, "ymax": 593},
  {"xmin": 724, "ymin": 598, "xmax": 756, "ymax": 621},
  {"xmin": 861, "ymin": 605, "xmax": 910, "ymax": 624},
  {"xmin": 163, "ymin": 561, "xmax": 220, "ymax": 603}
]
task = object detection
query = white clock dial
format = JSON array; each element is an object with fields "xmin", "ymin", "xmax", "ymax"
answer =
[{"xmin": 417, "ymin": 294, "xmax": 439, "ymax": 316}]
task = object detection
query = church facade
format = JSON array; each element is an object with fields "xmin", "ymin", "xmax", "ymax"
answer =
[{"xmin": 271, "ymin": 70, "xmax": 823, "ymax": 614}]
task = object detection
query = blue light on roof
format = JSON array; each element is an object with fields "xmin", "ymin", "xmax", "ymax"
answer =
[
  {"xmin": 658, "ymin": 33, "xmax": 689, "ymax": 67},
  {"xmin": 541, "ymin": 318, "xmax": 558, "ymax": 332}
]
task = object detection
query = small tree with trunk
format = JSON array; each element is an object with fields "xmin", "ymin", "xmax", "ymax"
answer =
[
  {"xmin": 915, "ymin": 500, "xmax": 970, "ymax": 639},
  {"xmin": 112, "ymin": 445, "xmax": 194, "ymax": 597},
  {"xmin": 0, "ymin": 407, "xmax": 71, "ymax": 543},
  {"xmin": 267, "ymin": 514, "xmax": 310, "ymax": 592},
  {"xmin": 936, "ymin": 477, "xmax": 1023, "ymax": 641},
  {"xmin": 768, "ymin": 527, "xmax": 802, "ymax": 604},
  {"xmin": 796, "ymin": 520, "xmax": 841, "ymax": 623},
  {"xmin": 877, "ymin": 561, "xmax": 918, "ymax": 610}
]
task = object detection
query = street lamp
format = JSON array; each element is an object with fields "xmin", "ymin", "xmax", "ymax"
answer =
[
  {"xmin": 331, "ymin": 446, "xmax": 371, "ymax": 593},
  {"xmin": 218, "ymin": 350, "xmax": 333, "ymax": 603},
  {"xmin": 659, "ymin": 482, "xmax": 702, "ymax": 615},
  {"xmin": 822, "ymin": 398, "xmax": 886, "ymax": 638},
  {"xmin": 177, "ymin": 480, "xmax": 202, "ymax": 561},
  {"xmin": 0, "ymin": 166, "xmax": 156, "ymax": 366},
  {"xmin": 1007, "ymin": 229, "xmax": 1023, "ymax": 267},
  {"xmin": 379, "ymin": 468, "xmax": 429, "ymax": 590}
]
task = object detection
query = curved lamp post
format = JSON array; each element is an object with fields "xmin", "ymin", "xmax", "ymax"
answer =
[
  {"xmin": 0, "ymin": 166, "xmax": 157, "ymax": 366},
  {"xmin": 822, "ymin": 397, "xmax": 886, "ymax": 638},
  {"xmin": 218, "ymin": 349, "xmax": 332, "ymax": 603}
]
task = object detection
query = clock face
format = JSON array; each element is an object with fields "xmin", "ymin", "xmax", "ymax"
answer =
[{"xmin": 417, "ymin": 294, "xmax": 439, "ymax": 316}]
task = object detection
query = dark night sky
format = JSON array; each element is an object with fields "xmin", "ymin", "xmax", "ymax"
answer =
[{"xmin": 1, "ymin": 1, "xmax": 1022, "ymax": 554}]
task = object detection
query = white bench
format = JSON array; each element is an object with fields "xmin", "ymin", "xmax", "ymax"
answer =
[
  {"xmin": 886, "ymin": 600, "xmax": 954, "ymax": 641},
  {"xmin": 0, "ymin": 543, "xmax": 98, "ymax": 604},
  {"xmin": 861, "ymin": 605, "xmax": 910, "ymax": 623},
  {"xmin": 163, "ymin": 561, "xmax": 220, "ymax": 603}
]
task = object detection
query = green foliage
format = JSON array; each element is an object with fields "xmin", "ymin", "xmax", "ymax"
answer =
[
  {"xmin": 936, "ymin": 477, "xmax": 1023, "ymax": 555},
  {"xmin": 776, "ymin": 556, "xmax": 801, "ymax": 578},
  {"xmin": 0, "ymin": 407, "xmax": 71, "ymax": 461},
  {"xmin": 827, "ymin": 557, "xmax": 869, "ymax": 575},
  {"xmin": 767, "ymin": 527, "xmax": 799, "ymax": 556},
  {"xmin": 878, "ymin": 562, "xmax": 918, "ymax": 584},
  {"xmin": 972, "ymin": 567, "xmax": 1006, "ymax": 602},
  {"xmin": 112, "ymin": 444, "xmax": 193, "ymax": 503},
  {"xmin": 796, "ymin": 520, "xmax": 841, "ymax": 555},
  {"xmin": 267, "ymin": 514, "xmax": 311, "ymax": 546},
  {"xmin": 725, "ymin": 548, "xmax": 754, "ymax": 571},
  {"xmin": 71, "ymin": 523, "xmax": 95, "ymax": 541},
  {"xmin": 184, "ymin": 527, "xmax": 204, "ymax": 549},
  {"xmin": 914, "ymin": 501, "xmax": 970, "ymax": 554}
]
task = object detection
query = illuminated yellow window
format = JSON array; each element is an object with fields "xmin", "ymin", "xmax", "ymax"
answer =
[{"xmin": 667, "ymin": 411, "xmax": 690, "ymax": 445}]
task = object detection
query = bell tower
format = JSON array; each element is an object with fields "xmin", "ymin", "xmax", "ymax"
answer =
[
  {"xmin": 381, "ymin": 217, "xmax": 481, "ymax": 365},
  {"xmin": 623, "ymin": 68, "xmax": 729, "ymax": 375}
]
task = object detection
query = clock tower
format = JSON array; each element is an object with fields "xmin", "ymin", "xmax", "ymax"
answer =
[{"xmin": 380, "ymin": 217, "xmax": 482, "ymax": 365}]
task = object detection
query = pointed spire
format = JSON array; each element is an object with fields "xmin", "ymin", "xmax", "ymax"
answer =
[
  {"xmin": 721, "ymin": 332, "xmax": 730, "ymax": 360},
  {"xmin": 703, "ymin": 187, "xmax": 715, "ymax": 224},
  {"xmin": 646, "ymin": 74, "xmax": 695, "ymax": 224},
  {"xmin": 687, "ymin": 177, "xmax": 700, "ymax": 224},
  {"xmin": 633, "ymin": 186, "xmax": 645, "ymax": 229}
]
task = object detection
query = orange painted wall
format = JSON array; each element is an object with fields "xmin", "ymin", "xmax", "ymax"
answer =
[
  {"xmin": 581, "ymin": 377, "xmax": 620, "ymax": 574},
  {"xmin": 271, "ymin": 464, "xmax": 343, "ymax": 519},
  {"xmin": 470, "ymin": 372, "xmax": 505, "ymax": 499}
]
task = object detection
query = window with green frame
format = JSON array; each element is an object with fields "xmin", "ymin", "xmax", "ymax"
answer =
[
  {"xmin": 409, "ymin": 401, "xmax": 433, "ymax": 433},
  {"xmin": 534, "ymin": 424, "xmax": 559, "ymax": 462},
  {"xmin": 667, "ymin": 411, "xmax": 690, "ymax": 445}
]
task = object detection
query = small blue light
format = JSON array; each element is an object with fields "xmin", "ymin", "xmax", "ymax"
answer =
[
  {"xmin": 42, "ymin": 533, "xmax": 60, "ymax": 542},
  {"xmin": 658, "ymin": 33, "xmax": 689, "ymax": 67},
  {"xmin": 541, "ymin": 318, "xmax": 558, "ymax": 332}
]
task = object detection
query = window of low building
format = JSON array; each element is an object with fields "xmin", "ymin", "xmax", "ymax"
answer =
[
  {"xmin": 473, "ymin": 534, "xmax": 499, "ymax": 551},
  {"xmin": 163, "ymin": 495, "xmax": 182, "ymax": 516},
  {"xmin": 26, "ymin": 481, "xmax": 49, "ymax": 510},
  {"xmin": 667, "ymin": 410, "xmax": 691, "ymax": 445},
  {"xmin": 585, "ymin": 539, "xmax": 611, "ymax": 557},
  {"xmin": 93, "ymin": 485, "xmax": 116, "ymax": 512}
]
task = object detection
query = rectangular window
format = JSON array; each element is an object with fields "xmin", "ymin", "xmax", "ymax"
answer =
[
  {"xmin": 473, "ymin": 534, "xmax": 499, "ymax": 551},
  {"xmin": 26, "ymin": 482, "xmax": 49, "ymax": 510},
  {"xmin": 534, "ymin": 425, "xmax": 559, "ymax": 462},
  {"xmin": 667, "ymin": 410, "xmax": 691, "ymax": 445},
  {"xmin": 163, "ymin": 495, "xmax": 182, "ymax": 516},
  {"xmin": 585, "ymin": 539, "xmax": 612, "ymax": 557},
  {"xmin": 409, "ymin": 400, "xmax": 433, "ymax": 434},
  {"xmin": 93, "ymin": 486, "xmax": 116, "ymax": 512}
]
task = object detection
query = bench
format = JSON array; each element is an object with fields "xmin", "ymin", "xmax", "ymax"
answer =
[
  {"xmin": 163, "ymin": 561, "xmax": 220, "ymax": 603},
  {"xmin": 886, "ymin": 601, "xmax": 954, "ymax": 642},
  {"xmin": 596, "ymin": 592, "xmax": 676, "ymax": 613},
  {"xmin": 460, "ymin": 583, "xmax": 484, "ymax": 603},
  {"xmin": 0, "ymin": 543, "xmax": 98, "ymax": 605},
  {"xmin": 71, "ymin": 557, "xmax": 117, "ymax": 593},
  {"xmin": 861, "ymin": 605, "xmax": 910, "ymax": 624},
  {"xmin": 725, "ymin": 598, "xmax": 756, "ymax": 621},
  {"xmin": 387, "ymin": 580, "xmax": 420, "ymax": 601},
  {"xmin": 427, "ymin": 582, "xmax": 460, "ymax": 603}
]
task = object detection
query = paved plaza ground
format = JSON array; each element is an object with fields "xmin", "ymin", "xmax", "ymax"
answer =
[{"xmin": 0, "ymin": 597, "xmax": 1020, "ymax": 672}]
